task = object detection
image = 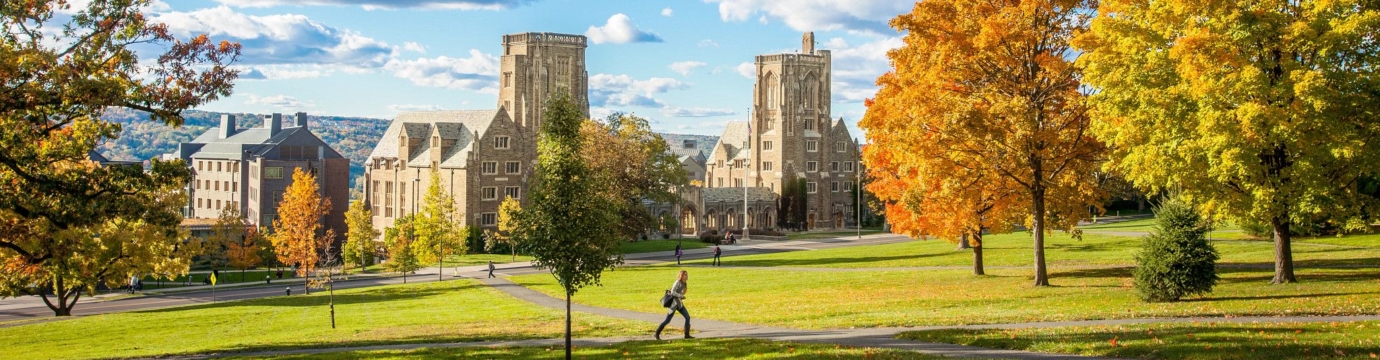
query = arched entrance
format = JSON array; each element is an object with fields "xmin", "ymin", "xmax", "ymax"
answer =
[
  {"xmin": 681, "ymin": 205, "xmax": 698, "ymax": 235},
  {"xmin": 833, "ymin": 210, "xmax": 844, "ymax": 228}
]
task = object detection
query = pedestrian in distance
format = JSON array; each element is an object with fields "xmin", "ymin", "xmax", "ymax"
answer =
[
  {"xmin": 655, "ymin": 270, "xmax": 692, "ymax": 340},
  {"xmin": 487, "ymin": 260, "xmax": 496, "ymax": 278},
  {"xmin": 712, "ymin": 244, "xmax": 722, "ymax": 266},
  {"xmin": 674, "ymin": 243, "xmax": 683, "ymax": 265}
]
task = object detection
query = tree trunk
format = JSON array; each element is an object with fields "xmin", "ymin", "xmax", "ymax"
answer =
[
  {"xmin": 41, "ymin": 274, "xmax": 80, "ymax": 316},
  {"xmin": 1032, "ymin": 187, "xmax": 1050, "ymax": 287},
  {"xmin": 1270, "ymin": 216, "xmax": 1297, "ymax": 284},
  {"xmin": 973, "ymin": 231, "xmax": 985, "ymax": 276},
  {"xmin": 956, "ymin": 233, "xmax": 971, "ymax": 250},
  {"xmin": 565, "ymin": 289, "xmax": 573, "ymax": 360},
  {"xmin": 329, "ymin": 277, "xmax": 337, "ymax": 329}
]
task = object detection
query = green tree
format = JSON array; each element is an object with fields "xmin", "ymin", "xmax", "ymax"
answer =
[
  {"xmin": 383, "ymin": 214, "xmax": 422, "ymax": 283},
  {"xmin": 1134, "ymin": 199, "xmax": 1220, "ymax": 302},
  {"xmin": 1075, "ymin": 0, "xmax": 1380, "ymax": 283},
  {"xmin": 510, "ymin": 92, "xmax": 622, "ymax": 360},
  {"xmin": 226, "ymin": 219, "xmax": 263, "ymax": 282},
  {"xmin": 343, "ymin": 198, "xmax": 379, "ymax": 273},
  {"xmin": 484, "ymin": 197, "xmax": 523, "ymax": 262},
  {"xmin": 0, "ymin": 0, "xmax": 239, "ymax": 316},
  {"xmin": 580, "ymin": 113, "xmax": 689, "ymax": 240},
  {"xmin": 205, "ymin": 203, "xmax": 246, "ymax": 270},
  {"xmin": 268, "ymin": 168, "xmax": 335, "ymax": 281},
  {"xmin": 413, "ymin": 171, "xmax": 467, "ymax": 281}
]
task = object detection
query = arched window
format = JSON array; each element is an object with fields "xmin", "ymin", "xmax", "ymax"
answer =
[{"xmin": 764, "ymin": 72, "xmax": 778, "ymax": 109}]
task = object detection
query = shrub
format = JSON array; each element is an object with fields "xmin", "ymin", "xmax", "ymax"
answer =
[
  {"xmin": 697, "ymin": 231, "xmax": 723, "ymax": 244},
  {"xmin": 725, "ymin": 228, "xmax": 785, "ymax": 237},
  {"xmin": 661, "ymin": 232, "xmax": 670, "ymax": 240},
  {"xmin": 1134, "ymin": 199, "xmax": 1220, "ymax": 302}
]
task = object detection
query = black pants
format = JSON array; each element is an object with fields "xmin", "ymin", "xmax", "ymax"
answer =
[
  {"xmin": 676, "ymin": 255, "xmax": 681, "ymax": 265},
  {"xmin": 488, "ymin": 269, "xmax": 495, "ymax": 278},
  {"xmin": 656, "ymin": 305, "xmax": 690, "ymax": 337},
  {"xmin": 712, "ymin": 254, "xmax": 720, "ymax": 266}
]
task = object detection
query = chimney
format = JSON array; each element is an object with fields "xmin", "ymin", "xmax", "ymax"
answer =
[
  {"xmin": 802, "ymin": 32, "xmax": 815, "ymax": 54},
  {"xmin": 218, "ymin": 114, "xmax": 236, "ymax": 139},
  {"xmin": 295, "ymin": 112, "xmax": 308, "ymax": 129},
  {"xmin": 265, "ymin": 113, "xmax": 282, "ymax": 136}
]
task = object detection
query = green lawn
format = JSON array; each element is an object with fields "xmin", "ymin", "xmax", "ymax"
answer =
[
  {"xmin": 511, "ymin": 265, "xmax": 1380, "ymax": 330},
  {"xmin": 0, "ymin": 280, "xmax": 645, "ymax": 360},
  {"xmin": 680, "ymin": 231, "xmax": 1380, "ymax": 269},
  {"xmin": 232, "ymin": 338, "xmax": 940, "ymax": 359},
  {"xmin": 899, "ymin": 321, "xmax": 1380, "ymax": 360},
  {"xmin": 440, "ymin": 253, "xmax": 535, "ymax": 266},
  {"xmin": 620, "ymin": 239, "xmax": 709, "ymax": 254}
]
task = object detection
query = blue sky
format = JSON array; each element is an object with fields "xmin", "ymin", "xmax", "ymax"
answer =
[{"xmin": 153, "ymin": 0, "xmax": 909, "ymax": 138}]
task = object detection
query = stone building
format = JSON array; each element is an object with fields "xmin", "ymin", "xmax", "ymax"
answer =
[
  {"xmin": 174, "ymin": 112, "xmax": 350, "ymax": 241},
  {"xmin": 697, "ymin": 32, "xmax": 862, "ymax": 231},
  {"xmin": 363, "ymin": 32, "xmax": 587, "ymax": 232}
]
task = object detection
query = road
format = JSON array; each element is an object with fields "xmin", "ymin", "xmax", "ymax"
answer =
[{"xmin": 0, "ymin": 233, "xmax": 909, "ymax": 323}]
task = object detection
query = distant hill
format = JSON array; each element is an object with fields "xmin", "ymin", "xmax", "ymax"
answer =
[{"xmin": 98, "ymin": 108, "xmax": 391, "ymax": 189}]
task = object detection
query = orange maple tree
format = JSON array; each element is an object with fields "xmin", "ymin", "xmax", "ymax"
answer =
[
  {"xmin": 861, "ymin": 0, "xmax": 1104, "ymax": 285},
  {"xmin": 269, "ymin": 168, "xmax": 335, "ymax": 280}
]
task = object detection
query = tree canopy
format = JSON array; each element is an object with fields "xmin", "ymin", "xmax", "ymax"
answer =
[
  {"xmin": 579, "ymin": 113, "xmax": 688, "ymax": 240},
  {"xmin": 862, "ymin": 0, "xmax": 1104, "ymax": 286},
  {"xmin": 0, "ymin": 0, "xmax": 239, "ymax": 316},
  {"xmin": 269, "ymin": 168, "xmax": 335, "ymax": 280},
  {"xmin": 413, "ymin": 171, "xmax": 466, "ymax": 277},
  {"xmin": 343, "ymin": 198, "xmax": 379, "ymax": 271},
  {"xmin": 1075, "ymin": 0, "xmax": 1380, "ymax": 283}
]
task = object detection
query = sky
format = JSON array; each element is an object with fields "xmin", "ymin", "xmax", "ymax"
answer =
[{"xmin": 150, "ymin": 0, "xmax": 910, "ymax": 138}]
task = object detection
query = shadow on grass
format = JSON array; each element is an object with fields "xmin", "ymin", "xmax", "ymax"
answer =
[
  {"xmin": 1214, "ymin": 266, "xmax": 1380, "ymax": 284},
  {"xmin": 256, "ymin": 338, "xmax": 929, "ymax": 360},
  {"xmin": 695, "ymin": 252, "xmax": 951, "ymax": 267},
  {"xmin": 899, "ymin": 325, "xmax": 1376, "ymax": 360},
  {"xmin": 132, "ymin": 283, "xmax": 480, "ymax": 314}
]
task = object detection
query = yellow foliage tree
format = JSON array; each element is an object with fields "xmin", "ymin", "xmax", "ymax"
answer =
[
  {"xmin": 269, "ymin": 168, "xmax": 335, "ymax": 280},
  {"xmin": 1075, "ymin": 0, "xmax": 1380, "ymax": 284},
  {"xmin": 862, "ymin": 0, "xmax": 1104, "ymax": 285}
]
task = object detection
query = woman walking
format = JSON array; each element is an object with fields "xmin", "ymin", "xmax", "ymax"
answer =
[{"xmin": 655, "ymin": 270, "xmax": 693, "ymax": 340}]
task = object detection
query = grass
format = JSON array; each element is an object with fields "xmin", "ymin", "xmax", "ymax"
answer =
[
  {"xmin": 440, "ymin": 253, "xmax": 535, "ymax": 266},
  {"xmin": 898, "ymin": 321, "xmax": 1380, "ymax": 360},
  {"xmin": 231, "ymin": 338, "xmax": 941, "ymax": 359},
  {"xmin": 679, "ymin": 231, "xmax": 1380, "ymax": 269},
  {"xmin": 0, "ymin": 280, "xmax": 645, "ymax": 360},
  {"xmin": 620, "ymin": 239, "xmax": 709, "ymax": 254},
  {"xmin": 511, "ymin": 265, "xmax": 1380, "ymax": 330},
  {"xmin": 787, "ymin": 230, "xmax": 883, "ymax": 240}
]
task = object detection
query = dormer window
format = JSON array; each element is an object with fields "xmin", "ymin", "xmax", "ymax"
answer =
[{"xmin": 495, "ymin": 136, "xmax": 511, "ymax": 149}]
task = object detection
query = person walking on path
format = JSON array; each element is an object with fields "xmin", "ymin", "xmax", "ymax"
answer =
[
  {"xmin": 487, "ymin": 260, "xmax": 496, "ymax": 278},
  {"xmin": 674, "ymin": 244, "xmax": 683, "ymax": 265},
  {"xmin": 712, "ymin": 244, "xmax": 721, "ymax": 266},
  {"xmin": 655, "ymin": 270, "xmax": 692, "ymax": 340}
]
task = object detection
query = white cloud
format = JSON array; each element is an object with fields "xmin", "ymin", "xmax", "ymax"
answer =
[
  {"xmin": 153, "ymin": 6, "xmax": 394, "ymax": 68},
  {"xmin": 585, "ymin": 13, "xmax": 664, "ymax": 44},
  {"xmin": 706, "ymin": 0, "xmax": 911, "ymax": 35},
  {"xmin": 661, "ymin": 8, "xmax": 673, "ymax": 16},
  {"xmin": 735, "ymin": 62, "xmax": 756, "ymax": 79},
  {"xmin": 246, "ymin": 94, "xmax": 313, "ymax": 110},
  {"xmin": 697, "ymin": 39, "xmax": 719, "ymax": 48},
  {"xmin": 668, "ymin": 61, "xmax": 707, "ymax": 76},
  {"xmin": 214, "ymin": 0, "xmax": 536, "ymax": 10},
  {"xmin": 828, "ymin": 36, "xmax": 899, "ymax": 103},
  {"xmin": 588, "ymin": 74, "xmax": 686, "ymax": 108},
  {"xmin": 661, "ymin": 107, "xmax": 736, "ymax": 117},
  {"xmin": 403, "ymin": 41, "xmax": 427, "ymax": 54},
  {"xmin": 388, "ymin": 104, "xmax": 446, "ymax": 112},
  {"xmin": 384, "ymin": 49, "xmax": 501, "ymax": 93}
]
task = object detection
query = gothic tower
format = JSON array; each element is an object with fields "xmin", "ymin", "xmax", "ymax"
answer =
[{"xmin": 498, "ymin": 32, "xmax": 590, "ymax": 136}]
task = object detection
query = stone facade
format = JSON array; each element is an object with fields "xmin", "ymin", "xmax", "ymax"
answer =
[
  {"xmin": 698, "ymin": 32, "xmax": 862, "ymax": 231},
  {"xmin": 175, "ymin": 113, "xmax": 350, "ymax": 243},
  {"xmin": 364, "ymin": 32, "xmax": 587, "ymax": 235}
]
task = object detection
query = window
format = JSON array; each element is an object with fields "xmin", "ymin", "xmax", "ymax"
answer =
[
  {"xmin": 231, "ymin": 181, "xmax": 236, "ymax": 190},
  {"xmin": 494, "ymin": 136, "xmax": 511, "ymax": 149},
  {"xmin": 831, "ymin": 181, "xmax": 839, "ymax": 192},
  {"xmin": 250, "ymin": 165, "xmax": 257, "ymax": 179},
  {"xmin": 836, "ymin": 141, "xmax": 846, "ymax": 152},
  {"xmin": 716, "ymin": 178, "xmax": 723, "ymax": 187},
  {"xmin": 216, "ymin": 162, "xmax": 222, "ymax": 172},
  {"xmin": 384, "ymin": 182, "xmax": 394, "ymax": 217},
  {"xmin": 806, "ymin": 141, "xmax": 818, "ymax": 152},
  {"xmin": 765, "ymin": 120, "xmax": 774, "ymax": 130},
  {"xmin": 197, "ymin": 198, "xmax": 203, "ymax": 208},
  {"xmin": 196, "ymin": 161, "xmax": 203, "ymax": 171},
  {"xmin": 763, "ymin": 141, "xmax": 773, "ymax": 151},
  {"xmin": 482, "ymin": 187, "xmax": 497, "ymax": 200},
  {"xmin": 481, "ymin": 213, "xmax": 497, "ymax": 226},
  {"xmin": 807, "ymin": 182, "xmax": 817, "ymax": 194},
  {"xmin": 805, "ymin": 119, "xmax": 815, "ymax": 131},
  {"xmin": 683, "ymin": 140, "xmax": 696, "ymax": 149},
  {"xmin": 371, "ymin": 181, "xmax": 381, "ymax": 215},
  {"xmin": 265, "ymin": 167, "xmax": 284, "ymax": 179},
  {"xmin": 807, "ymin": 161, "xmax": 818, "ymax": 172},
  {"xmin": 506, "ymin": 161, "xmax": 521, "ymax": 174},
  {"xmin": 504, "ymin": 186, "xmax": 520, "ymax": 199},
  {"xmin": 215, "ymin": 200, "xmax": 221, "ymax": 210},
  {"xmin": 733, "ymin": 159, "xmax": 745, "ymax": 168},
  {"xmin": 830, "ymin": 162, "xmax": 839, "ymax": 172},
  {"xmin": 846, "ymin": 181, "xmax": 855, "ymax": 192},
  {"xmin": 763, "ymin": 162, "xmax": 774, "ymax": 171},
  {"xmin": 733, "ymin": 179, "xmax": 743, "ymax": 187},
  {"xmin": 272, "ymin": 191, "xmax": 283, "ymax": 204},
  {"xmin": 214, "ymin": 181, "xmax": 220, "ymax": 191},
  {"xmin": 503, "ymin": 72, "xmax": 512, "ymax": 87},
  {"xmin": 845, "ymin": 161, "xmax": 855, "ymax": 172},
  {"xmin": 482, "ymin": 162, "xmax": 497, "ymax": 174}
]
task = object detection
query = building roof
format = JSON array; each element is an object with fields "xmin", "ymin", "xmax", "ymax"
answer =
[
  {"xmin": 368, "ymin": 110, "xmax": 503, "ymax": 169},
  {"xmin": 708, "ymin": 121, "xmax": 751, "ymax": 160},
  {"xmin": 185, "ymin": 124, "xmax": 344, "ymax": 161},
  {"xmin": 703, "ymin": 187, "xmax": 777, "ymax": 204},
  {"xmin": 658, "ymin": 133, "xmax": 718, "ymax": 162}
]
